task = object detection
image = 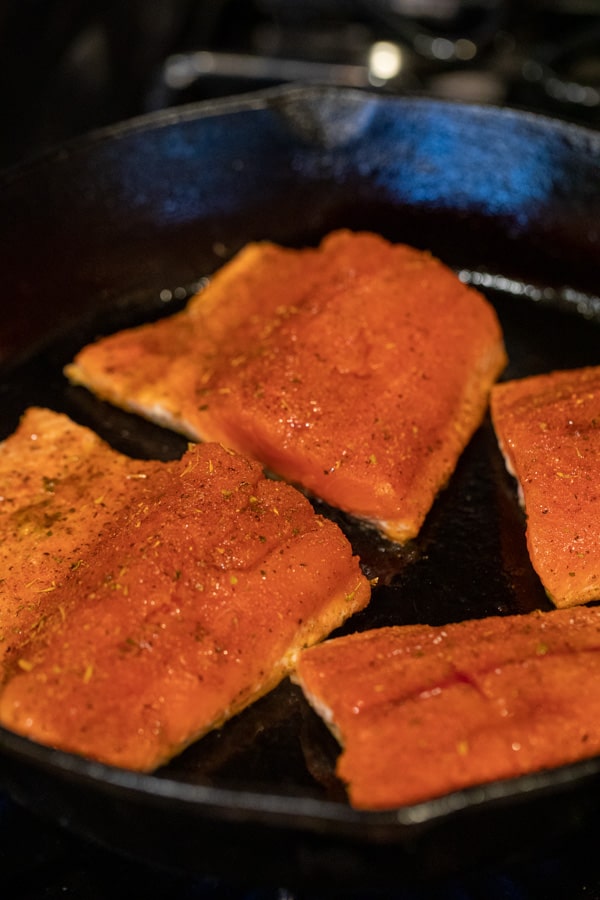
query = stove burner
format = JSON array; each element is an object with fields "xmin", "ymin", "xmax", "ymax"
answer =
[{"xmin": 0, "ymin": 0, "xmax": 597, "ymax": 168}]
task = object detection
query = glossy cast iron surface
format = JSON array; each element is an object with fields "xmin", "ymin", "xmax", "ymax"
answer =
[{"xmin": 0, "ymin": 85, "xmax": 599, "ymax": 889}]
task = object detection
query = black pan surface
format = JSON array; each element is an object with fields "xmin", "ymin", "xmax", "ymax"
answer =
[{"xmin": 0, "ymin": 85, "xmax": 599, "ymax": 892}]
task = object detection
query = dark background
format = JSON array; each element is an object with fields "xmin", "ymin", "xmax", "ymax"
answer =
[{"xmin": 0, "ymin": 0, "xmax": 598, "ymax": 169}]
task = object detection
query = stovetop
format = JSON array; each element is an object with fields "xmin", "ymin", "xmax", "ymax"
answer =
[
  {"xmin": 3, "ymin": 787, "xmax": 600, "ymax": 900},
  {"xmin": 1, "ymin": 2, "xmax": 600, "ymax": 897},
  {"xmin": 0, "ymin": 0, "xmax": 598, "ymax": 168}
]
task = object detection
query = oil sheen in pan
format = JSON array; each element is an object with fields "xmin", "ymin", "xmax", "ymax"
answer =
[{"xmin": 1, "ymin": 266, "xmax": 600, "ymax": 800}]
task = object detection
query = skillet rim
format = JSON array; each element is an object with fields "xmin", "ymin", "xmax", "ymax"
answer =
[
  {"xmin": 1, "ymin": 81, "xmax": 599, "ymax": 183},
  {"xmin": 1, "ymin": 83, "xmax": 600, "ymax": 880}
]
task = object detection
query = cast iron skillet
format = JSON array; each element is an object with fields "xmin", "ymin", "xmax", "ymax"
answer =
[{"xmin": 0, "ymin": 84, "xmax": 599, "ymax": 892}]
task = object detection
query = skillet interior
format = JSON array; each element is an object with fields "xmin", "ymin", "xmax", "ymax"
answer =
[{"xmin": 0, "ymin": 85, "xmax": 599, "ymax": 890}]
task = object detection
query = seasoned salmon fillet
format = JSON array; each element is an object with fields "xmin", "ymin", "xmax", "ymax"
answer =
[
  {"xmin": 65, "ymin": 230, "xmax": 507, "ymax": 543},
  {"xmin": 0, "ymin": 407, "xmax": 146, "ymax": 666},
  {"xmin": 294, "ymin": 607, "xmax": 600, "ymax": 809},
  {"xmin": 0, "ymin": 408, "xmax": 370, "ymax": 770},
  {"xmin": 491, "ymin": 366, "xmax": 600, "ymax": 607}
]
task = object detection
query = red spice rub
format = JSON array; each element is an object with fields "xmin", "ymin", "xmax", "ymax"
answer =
[
  {"xmin": 0, "ymin": 408, "xmax": 370, "ymax": 770},
  {"xmin": 65, "ymin": 230, "xmax": 507, "ymax": 543},
  {"xmin": 294, "ymin": 607, "xmax": 600, "ymax": 809},
  {"xmin": 0, "ymin": 407, "xmax": 146, "ymax": 665},
  {"xmin": 491, "ymin": 366, "xmax": 600, "ymax": 607}
]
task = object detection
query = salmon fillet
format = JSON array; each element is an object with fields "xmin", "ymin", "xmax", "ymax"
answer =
[
  {"xmin": 65, "ymin": 230, "xmax": 507, "ymax": 543},
  {"xmin": 491, "ymin": 366, "xmax": 600, "ymax": 607},
  {"xmin": 0, "ymin": 406, "xmax": 145, "ymax": 666},
  {"xmin": 0, "ymin": 408, "xmax": 370, "ymax": 770},
  {"xmin": 294, "ymin": 607, "xmax": 600, "ymax": 809}
]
